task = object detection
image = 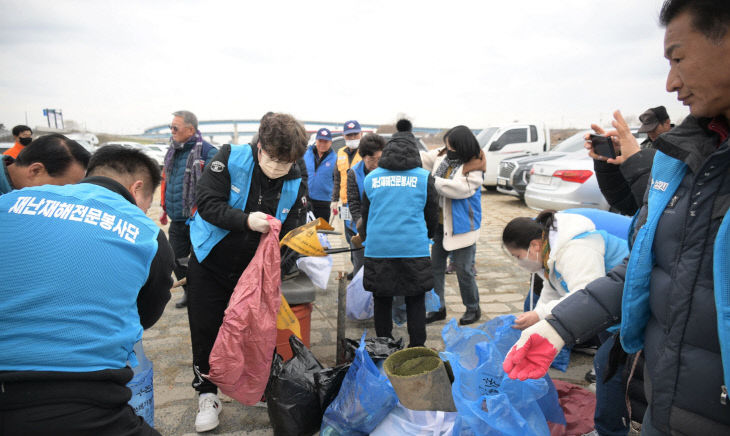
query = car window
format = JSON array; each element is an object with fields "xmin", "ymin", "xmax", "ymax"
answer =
[
  {"xmin": 551, "ymin": 133, "xmax": 588, "ymax": 152},
  {"xmin": 529, "ymin": 125, "xmax": 538, "ymax": 142},
  {"xmin": 477, "ymin": 127, "xmax": 498, "ymax": 147},
  {"xmin": 489, "ymin": 128, "xmax": 528, "ymax": 151}
]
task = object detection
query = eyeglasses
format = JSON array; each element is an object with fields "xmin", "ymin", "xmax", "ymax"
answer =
[{"xmin": 168, "ymin": 125, "xmax": 185, "ymax": 133}]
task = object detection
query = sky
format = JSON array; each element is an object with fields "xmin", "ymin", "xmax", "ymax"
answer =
[{"xmin": 0, "ymin": 0, "xmax": 687, "ymax": 135}]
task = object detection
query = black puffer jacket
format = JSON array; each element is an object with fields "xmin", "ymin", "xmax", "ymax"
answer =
[
  {"xmin": 359, "ymin": 136, "xmax": 438, "ymax": 297},
  {"xmin": 593, "ymin": 148, "xmax": 656, "ymax": 216},
  {"xmin": 547, "ymin": 116, "xmax": 730, "ymax": 435}
]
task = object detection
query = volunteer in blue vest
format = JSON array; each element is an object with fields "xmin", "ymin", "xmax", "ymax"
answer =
[
  {"xmin": 332, "ymin": 119, "xmax": 363, "ymax": 278},
  {"xmin": 347, "ymin": 133, "xmax": 385, "ymax": 227},
  {"xmin": 421, "ymin": 125, "xmax": 486, "ymax": 325},
  {"xmin": 1, "ymin": 133, "xmax": 89, "ymax": 196},
  {"xmin": 358, "ymin": 134, "xmax": 439, "ymax": 347},
  {"xmin": 303, "ymin": 127, "xmax": 337, "ymax": 221},
  {"xmin": 504, "ymin": 2, "xmax": 730, "ymax": 434},
  {"xmin": 159, "ymin": 110, "xmax": 217, "ymax": 309},
  {"xmin": 185, "ymin": 113, "xmax": 308, "ymax": 432},
  {"xmin": 0, "ymin": 145, "xmax": 174, "ymax": 435}
]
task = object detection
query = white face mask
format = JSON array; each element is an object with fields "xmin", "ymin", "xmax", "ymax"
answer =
[
  {"xmin": 259, "ymin": 148, "xmax": 293, "ymax": 179},
  {"xmin": 345, "ymin": 139, "xmax": 360, "ymax": 149},
  {"xmin": 516, "ymin": 245, "xmax": 542, "ymax": 273}
]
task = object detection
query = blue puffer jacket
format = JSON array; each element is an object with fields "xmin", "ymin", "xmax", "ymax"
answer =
[
  {"xmin": 164, "ymin": 140, "xmax": 216, "ymax": 221},
  {"xmin": 546, "ymin": 116, "xmax": 730, "ymax": 435}
]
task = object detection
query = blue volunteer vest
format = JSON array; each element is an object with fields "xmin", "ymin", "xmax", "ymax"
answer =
[
  {"xmin": 452, "ymin": 189, "xmax": 482, "ymax": 235},
  {"xmin": 189, "ymin": 145, "xmax": 301, "ymax": 262},
  {"xmin": 0, "ymin": 183, "xmax": 160, "ymax": 372},
  {"xmin": 352, "ymin": 160, "xmax": 366, "ymax": 200},
  {"xmin": 563, "ymin": 208, "xmax": 632, "ymax": 240},
  {"xmin": 553, "ymin": 229, "xmax": 629, "ymax": 294},
  {"xmin": 621, "ymin": 150, "xmax": 730, "ymax": 392},
  {"xmin": 363, "ymin": 167, "xmax": 431, "ymax": 258},
  {"xmin": 303, "ymin": 147, "xmax": 336, "ymax": 202}
]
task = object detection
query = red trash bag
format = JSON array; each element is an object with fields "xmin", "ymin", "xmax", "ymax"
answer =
[
  {"xmin": 206, "ymin": 216, "xmax": 283, "ymax": 405},
  {"xmin": 552, "ymin": 380, "xmax": 597, "ymax": 436}
]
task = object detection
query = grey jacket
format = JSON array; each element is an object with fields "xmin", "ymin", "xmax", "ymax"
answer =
[{"xmin": 547, "ymin": 115, "xmax": 730, "ymax": 435}]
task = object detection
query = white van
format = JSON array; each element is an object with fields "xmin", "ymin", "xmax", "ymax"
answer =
[{"xmin": 480, "ymin": 123, "xmax": 550, "ymax": 187}]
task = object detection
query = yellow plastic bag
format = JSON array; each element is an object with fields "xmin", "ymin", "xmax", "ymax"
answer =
[{"xmin": 277, "ymin": 294, "xmax": 302, "ymax": 339}]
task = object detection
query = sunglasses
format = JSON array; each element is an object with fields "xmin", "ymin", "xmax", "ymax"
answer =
[{"xmin": 168, "ymin": 125, "xmax": 187, "ymax": 133}]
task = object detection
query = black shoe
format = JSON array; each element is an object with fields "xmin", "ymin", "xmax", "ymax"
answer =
[
  {"xmin": 459, "ymin": 307, "xmax": 481, "ymax": 325},
  {"xmin": 175, "ymin": 291, "xmax": 187, "ymax": 308},
  {"xmin": 585, "ymin": 368, "xmax": 596, "ymax": 384},
  {"xmin": 425, "ymin": 308, "xmax": 446, "ymax": 324},
  {"xmin": 346, "ymin": 271, "xmax": 354, "ymax": 281}
]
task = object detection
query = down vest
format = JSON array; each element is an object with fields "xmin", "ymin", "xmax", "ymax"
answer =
[
  {"xmin": 163, "ymin": 139, "xmax": 217, "ymax": 221},
  {"xmin": 546, "ymin": 115, "xmax": 730, "ymax": 435}
]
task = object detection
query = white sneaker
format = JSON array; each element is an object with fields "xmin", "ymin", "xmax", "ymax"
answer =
[{"xmin": 195, "ymin": 393, "xmax": 222, "ymax": 432}]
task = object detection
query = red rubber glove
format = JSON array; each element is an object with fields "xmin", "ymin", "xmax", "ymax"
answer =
[{"xmin": 503, "ymin": 320, "xmax": 565, "ymax": 380}]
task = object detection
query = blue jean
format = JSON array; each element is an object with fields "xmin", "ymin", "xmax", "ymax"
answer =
[
  {"xmin": 431, "ymin": 225, "xmax": 479, "ymax": 311},
  {"xmin": 594, "ymin": 334, "xmax": 630, "ymax": 436}
]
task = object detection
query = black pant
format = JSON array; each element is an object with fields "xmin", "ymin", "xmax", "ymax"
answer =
[
  {"xmin": 168, "ymin": 220, "xmax": 191, "ymax": 291},
  {"xmin": 373, "ymin": 294, "xmax": 426, "ymax": 347},
  {"xmin": 311, "ymin": 199, "xmax": 330, "ymax": 222},
  {"xmin": 0, "ymin": 400, "xmax": 158, "ymax": 436},
  {"xmin": 186, "ymin": 253, "xmax": 237, "ymax": 394}
]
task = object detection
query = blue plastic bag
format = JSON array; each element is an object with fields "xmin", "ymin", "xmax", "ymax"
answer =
[
  {"xmin": 346, "ymin": 268, "xmax": 373, "ymax": 320},
  {"xmin": 127, "ymin": 340, "xmax": 154, "ymax": 427},
  {"xmin": 320, "ymin": 332, "xmax": 398, "ymax": 435},
  {"xmin": 441, "ymin": 316, "xmax": 557, "ymax": 436},
  {"xmin": 392, "ymin": 290, "xmax": 440, "ymax": 326}
]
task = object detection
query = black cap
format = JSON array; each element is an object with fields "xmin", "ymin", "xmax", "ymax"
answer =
[{"xmin": 638, "ymin": 106, "xmax": 670, "ymax": 133}]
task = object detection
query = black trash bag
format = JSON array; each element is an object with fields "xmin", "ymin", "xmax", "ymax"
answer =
[
  {"xmin": 342, "ymin": 336, "xmax": 405, "ymax": 363},
  {"xmin": 265, "ymin": 335, "xmax": 324, "ymax": 436},
  {"xmin": 314, "ymin": 364, "xmax": 350, "ymax": 412}
]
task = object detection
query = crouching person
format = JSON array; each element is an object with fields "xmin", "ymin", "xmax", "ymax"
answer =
[
  {"xmin": 0, "ymin": 146, "xmax": 174, "ymax": 435},
  {"xmin": 185, "ymin": 113, "xmax": 308, "ymax": 432},
  {"xmin": 358, "ymin": 134, "xmax": 438, "ymax": 347}
]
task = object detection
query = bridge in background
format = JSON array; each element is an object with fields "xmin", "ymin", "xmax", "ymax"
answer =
[{"xmin": 135, "ymin": 119, "xmax": 448, "ymax": 143}]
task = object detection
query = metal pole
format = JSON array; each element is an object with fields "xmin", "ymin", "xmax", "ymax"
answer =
[{"xmin": 336, "ymin": 271, "xmax": 347, "ymax": 365}]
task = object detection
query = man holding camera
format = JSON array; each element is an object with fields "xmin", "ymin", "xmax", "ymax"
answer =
[{"xmin": 504, "ymin": 1, "xmax": 730, "ymax": 434}]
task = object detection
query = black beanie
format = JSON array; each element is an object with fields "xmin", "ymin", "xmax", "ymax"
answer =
[{"xmin": 396, "ymin": 119, "xmax": 412, "ymax": 132}]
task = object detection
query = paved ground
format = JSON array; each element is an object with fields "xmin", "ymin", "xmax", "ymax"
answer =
[{"xmin": 144, "ymin": 189, "xmax": 594, "ymax": 435}]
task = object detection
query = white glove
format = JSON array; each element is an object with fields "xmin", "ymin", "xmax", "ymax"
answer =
[
  {"xmin": 330, "ymin": 201, "xmax": 339, "ymax": 217},
  {"xmin": 247, "ymin": 211, "xmax": 270, "ymax": 233},
  {"xmin": 503, "ymin": 319, "xmax": 565, "ymax": 380}
]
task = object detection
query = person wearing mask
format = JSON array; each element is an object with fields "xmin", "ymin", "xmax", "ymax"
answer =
[
  {"xmin": 159, "ymin": 110, "xmax": 217, "ymax": 309},
  {"xmin": 3, "ymin": 125, "xmax": 33, "ymax": 159},
  {"xmin": 504, "ymin": 2, "xmax": 730, "ymax": 433},
  {"xmin": 502, "ymin": 210, "xmax": 628, "ymax": 330},
  {"xmin": 0, "ymin": 146, "xmax": 174, "ymax": 435},
  {"xmin": 1, "ymin": 133, "xmax": 89, "ymax": 195},
  {"xmin": 347, "ymin": 133, "xmax": 385, "ymax": 228},
  {"xmin": 422, "ymin": 126, "xmax": 485, "ymax": 325},
  {"xmin": 185, "ymin": 113, "xmax": 308, "ymax": 432},
  {"xmin": 332, "ymin": 120, "xmax": 363, "ymax": 278},
  {"xmin": 303, "ymin": 128, "xmax": 337, "ymax": 221},
  {"xmin": 358, "ymin": 133, "xmax": 438, "ymax": 347}
]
